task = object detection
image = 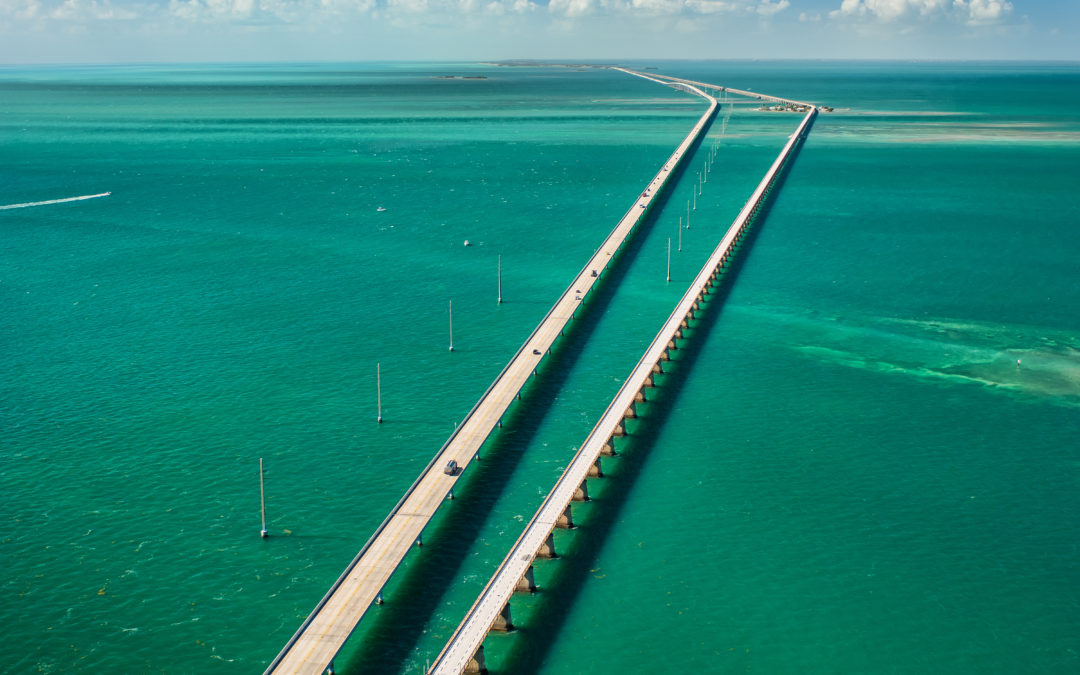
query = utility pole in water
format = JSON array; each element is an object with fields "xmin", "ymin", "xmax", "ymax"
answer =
[{"xmin": 259, "ymin": 458, "xmax": 268, "ymax": 538}]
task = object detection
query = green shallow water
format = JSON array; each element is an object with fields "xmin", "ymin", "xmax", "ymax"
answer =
[{"xmin": 1, "ymin": 62, "xmax": 1078, "ymax": 673}]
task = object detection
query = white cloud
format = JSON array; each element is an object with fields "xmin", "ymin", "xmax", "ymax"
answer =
[
  {"xmin": 954, "ymin": 0, "xmax": 1011, "ymax": 25},
  {"xmin": 0, "ymin": 0, "xmax": 42, "ymax": 19},
  {"xmin": 629, "ymin": 0, "xmax": 684, "ymax": 16},
  {"xmin": 2, "ymin": 0, "xmax": 137, "ymax": 21},
  {"xmin": 386, "ymin": 0, "xmax": 428, "ymax": 12},
  {"xmin": 166, "ymin": 0, "xmax": 374, "ymax": 23},
  {"xmin": 546, "ymin": 0, "xmax": 785, "ymax": 18},
  {"xmin": 683, "ymin": 0, "xmax": 738, "ymax": 14},
  {"xmin": 1, "ymin": 0, "xmax": 783, "ymax": 26},
  {"xmin": 831, "ymin": 0, "xmax": 946, "ymax": 22},
  {"xmin": 384, "ymin": 0, "xmax": 531, "ymax": 15},
  {"xmin": 756, "ymin": 0, "xmax": 787, "ymax": 17},
  {"xmin": 831, "ymin": 0, "xmax": 1011, "ymax": 23},
  {"xmin": 168, "ymin": 0, "xmax": 264, "ymax": 22},
  {"xmin": 548, "ymin": 0, "xmax": 596, "ymax": 17}
]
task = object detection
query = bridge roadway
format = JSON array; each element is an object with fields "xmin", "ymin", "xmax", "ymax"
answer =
[
  {"xmin": 264, "ymin": 78, "xmax": 718, "ymax": 675},
  {"xmin": 428, "ymin": 92, "xmax": 817, "ymax": 675},
  {"xmin": 642, "ymin": 70, "xmax": 817, "ymax": 109}
]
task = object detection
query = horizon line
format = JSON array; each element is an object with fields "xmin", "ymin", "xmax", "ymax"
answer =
[{"xmin": 3, "ymin": 57, "xmax": 1080, "ymax": 68}]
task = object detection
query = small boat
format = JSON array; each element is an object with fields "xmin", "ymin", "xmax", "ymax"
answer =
[
  {"xmin": 376, "ymin": 206, "xmax": 386, "ymax": 212},
  {"xmin": 463, "ymin": 240, "xmax": 471, "ymax": 247}
]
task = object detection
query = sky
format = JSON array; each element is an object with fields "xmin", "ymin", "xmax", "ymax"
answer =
[{"xmin": 0, "ymin": 0, "xmax": 1076, "ymax": 63}]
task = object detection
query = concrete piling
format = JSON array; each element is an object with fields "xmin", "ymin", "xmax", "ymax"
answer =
[
  {"xmin": 537, "ymin": 531, "xmax": 558, "ymax": 557},
  {"xmin": 572, "ymin": 481, "xmax": 589, "ymax": 503},
  {"xmin": 491, "ymin": 603, "xmax": 514, "ymax": 632},
  {"xmin": 465, "ymin": 645, "xmax": 486, "ymax": 674},
  {"xmin": 556, "ymin": 505, "xmax": 575, "ymax": 529},
  {"xmin": 515, "ymin": 566, "xmax": 537, "ymax": 593}
]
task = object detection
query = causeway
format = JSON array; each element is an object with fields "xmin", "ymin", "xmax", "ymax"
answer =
[
  {"xmin": 265, "ymin": 75, "xmax": 719, "ymax": 675},
  {"xmin": 427, "ymin": 76, "xmax": 817, "ymax": 675}
]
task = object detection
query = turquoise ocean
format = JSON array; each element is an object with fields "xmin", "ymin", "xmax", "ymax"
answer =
[{"xmin": 2, "ymin": 61, "xmax": 1078, "ymax": 673}]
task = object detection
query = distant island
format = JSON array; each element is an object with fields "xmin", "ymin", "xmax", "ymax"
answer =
[{"xmin": 485, "ymin": 60, "xmax": 610, "ymax": 68}]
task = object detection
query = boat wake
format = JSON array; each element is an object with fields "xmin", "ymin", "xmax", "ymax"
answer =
[{"xmin": 0, "ymin": 192, "xmax": 111, "ymax": 210}]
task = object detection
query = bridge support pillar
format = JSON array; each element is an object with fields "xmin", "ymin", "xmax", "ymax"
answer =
[
  {"xmin": 634, "ymin": 390, "xmax": 646, "ymax": 403},
  {"xmin": 601, "ymin": 440, "xmax": 616, "ymax": 456},
  {"xmin": 491, "ymin": 602, "xmax": 514, "ymax": 632},
  {"xmin": 556, "ymin": 504, "xmax": 575, "ymax": 529},
  {"xmin": 465, "ymin": 645, "xmax": 487, "ymax": 674},
  {"xmin": 643, "ymin": 374, "xmax": 654, "ymax": 388},
  {"xmin": 624, "ymin": 403, "xmax": 636, "ymax": 419},
  {"xmin": 588, "ymin": 457, "xmax": 603, "ymax": 478},
  {"xmin": 613, "ymin": 422, "xmax": 626, "ymax": 437},
  {"xmin": 515, "ymin": 565, "xmax": 537, "ymax": 593},
  {"xmin": 652, "ymin": 362, "xmax": 664, "ymax": 374},
  {"xmin": 537, "ymin": 531, "xmax": 558, "ymax": 558},
  {"xmin": 572, "ymin": 480, "xmax": 590, "ymax": 503}
]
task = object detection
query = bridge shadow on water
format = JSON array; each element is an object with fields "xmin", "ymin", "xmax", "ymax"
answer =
[
  {"xmin": 492, "ymin": 246, "xmax": 741, "ymax": 675},
  {"xmin": 493, "ymin": 133, "xmax": 813, "ymax": 675},
  {"xmin": 341, "ymin": 116, "xmax": 719, "ymax": 674}
]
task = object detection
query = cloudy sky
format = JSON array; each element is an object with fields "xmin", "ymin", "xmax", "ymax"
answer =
[{"xmin": 0, "ymin": 0, "xmax": 1075, "ymax": 63}]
